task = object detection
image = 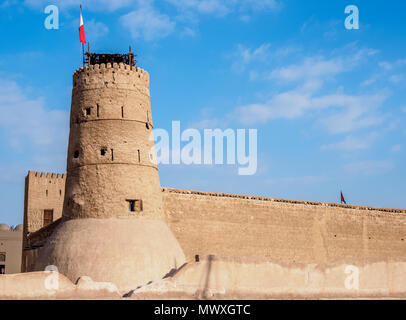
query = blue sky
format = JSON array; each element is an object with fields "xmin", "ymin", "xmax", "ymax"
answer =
[{"xmin": 0, "ymin": 0, "xmax": 405, "ymax": 226}]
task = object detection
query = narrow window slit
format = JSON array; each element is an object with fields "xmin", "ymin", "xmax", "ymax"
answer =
[
  {"xmin": 121, "ymin": 106, "xmax": 124, "ymax": 118},
  {"xmin": 111, "ymin": 149, "xmax": 114, "ymax": 161},
  {"xmin": 97, "ymin": 104, "xmax": 100, "ymax": 117}
]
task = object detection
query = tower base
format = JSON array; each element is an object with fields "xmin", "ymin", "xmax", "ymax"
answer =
[{"xmin": 34, "ymin": 218, "xmax": 186, "ymax": 292}]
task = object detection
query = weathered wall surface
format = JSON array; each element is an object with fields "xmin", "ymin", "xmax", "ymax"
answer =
[
  {"xmin": 23, "ymin": 171, "xmax": 65, "ymax": 235},
  {"xmin": 22, "ymin": 171, "xmax": 65, "ymax": 272},
  {"xmin": 0, "ymin": 228, "xmax": 22, "ymax": 274},
  {"xmin": 4, "ymin": 257, "xmax": 406, "ymax": 299},
  {"xmin": 162, "ymin": 188, "xmax": 406, "ymax": 264},
  {"xmin": 65, "ymin": 63, "xmax": 162, "ymax": 220},
  {"xmin": 0, "ymin": 272, "xmax": 121, "ymax": 299},
  {"xmin": 129, "ymin": 256, "xmax": 406, "ymax": 299},
  {"xmin": 23, "ymin": 179, "xmax": 406, "ymax": 267}
]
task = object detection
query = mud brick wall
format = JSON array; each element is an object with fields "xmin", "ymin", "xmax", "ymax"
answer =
[{"xmin": 162, "ymin": 188, "xmax": 406, "ymax": 263}]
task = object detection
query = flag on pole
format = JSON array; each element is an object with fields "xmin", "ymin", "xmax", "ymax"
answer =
[
  {"xmin": 340, "ymin": 191, "xmax": 346, "ymax": 204},
  {"xmin": 79, "ymin": 5, "xmax": 86, "ymax": 44}
]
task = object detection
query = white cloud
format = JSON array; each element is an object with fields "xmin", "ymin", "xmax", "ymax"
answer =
[
  {"xmin": 391, "ymin": 145, "xmax": 401, "ymax": 152},
  {"xmin": 269, "ymin": 56, "xmax": 344, "ymax": 82},
  {"xmin": 321, "ymin": 133, "xmax": 379, "ymax": 151},
  {"xmin": 23, "ymin": 0, "xmax": 134, "ymax": 11},
  {"xmin": 266, "ymin": 175, "xmax": 327, "ymax": 186},
  {"xmin": 120, "ymin": 4, "xmax": 176, "ymax": 41},
  {"xmin": 0, "ymin": 79, "xmax": 69, "ymax": 151},
  {"xmin": 361, "ymin": 76, "xmax": 377, "ymax": 87},
  {"xmin": 344, "ymin": 160, "xmax": 394, "ymax": 176},
  {"xmin": 234, "ymin": 83, "xmax": 386, "ymax": 134},
  {"xmin": 231, "ymin": 43, "xmax": 273, "ymax": 74},
  {"xmin": 165, "ymin": 0, "xmax": 281, "ymax": 16},
  {"xmin": 222, "ymin": 45, "xmax": 388, "ymax": 136},
  {"xmin": 379, "ymin": 61, "xmax": 392, "ymax": 71},
  {"xmin": 269, "ymin": 48, "xmax": 377, "ymax": 82},
  {"xmin": 83, "ymin": 19, "xmax": 109, "ymax": 42},
  {"xmin": 389, "ymin": 74, "xmax": 404, "ymax": 84}
]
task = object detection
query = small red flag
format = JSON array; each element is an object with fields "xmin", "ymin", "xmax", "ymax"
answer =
[
  {"xmin": 341, "ymin": 191, "xmax": 346, "ymax": 204},
  {"xmin": 79, "ymin": 5, "xmax": 86, "ymax": 44}
]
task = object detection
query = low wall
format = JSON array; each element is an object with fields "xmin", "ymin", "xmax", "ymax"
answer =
[
  {"xmin": 0, "ymin": 272, "xmax": 121, "ymax": 300},
  {"xmin": 163, "ymin": 188, "xmax": 406, "ymax": 263},
  {"xmin": 129, "ymin": 256, "xmax": 406, "ymax": 299}
]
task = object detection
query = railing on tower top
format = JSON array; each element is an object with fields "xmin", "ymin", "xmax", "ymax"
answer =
[{"xmin": 83, "ymin": 45, "xmax": 137, "ymax": 69}]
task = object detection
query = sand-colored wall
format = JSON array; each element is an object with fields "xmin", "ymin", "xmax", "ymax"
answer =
[
  {"xmin": 4, "ymin": 257, "xmax": 406, "ymax": 299},
  {"xmin": 129, "ymin": 256, "xmax": 406, "ymax": 299},
  {"xmin": 23, "ymin": 171, "xmax": 65, "ymax": 236},
  {"xmin": 162, "ymin": 188, "xmax": 406, "ymax": 264},
  {"xmin": 22, "ymin": 171, "xmax": 66, "ymax": 272},
  {"xmin": 22, "ymin": 182, "xmax": 406, "ymax": 267},
  {"xmin": 0, "ymin": 229, "xmax": 22, "ymax": 274},
  {"xmin": 64, "ymin": 63, "xmax": 163, "ymax": 220}
]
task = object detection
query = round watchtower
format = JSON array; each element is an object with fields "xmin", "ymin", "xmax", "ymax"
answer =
[
  {"xmin": 64, "ymin": 62, "xmax": 162, "ymax": 219},
  {"xmin": 34, "ymin": 53, "xmax": 185, "ymax": 291}
]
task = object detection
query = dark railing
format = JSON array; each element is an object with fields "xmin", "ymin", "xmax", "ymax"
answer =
[
  {"xmin": 85, "ymin": 53, "xmax": 136, "ymax": 67},
  {"xmin": 83, "ymin": 45, "xmax": 137, "ymax": 68}
]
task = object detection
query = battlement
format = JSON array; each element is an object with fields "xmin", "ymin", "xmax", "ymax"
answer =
[
  {"xmin": 72, "ymin": 63, "xmax": 149, "ymax": 90},
  {"xmin": 27, "ymin": 171, "xmax": 66, "ymax": 181},
  {"xmin": 162, "ymin": 187, "xmax": 406, "ymax": 214}
]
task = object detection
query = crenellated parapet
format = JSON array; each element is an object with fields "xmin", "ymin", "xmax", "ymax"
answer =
[
  {"xmin": 72, "ymin": 63, "xmax": 149, "ymax": 92},
  {"xmin": 27, "ymin": 170, "xmax": 66, "ymax": 183}
]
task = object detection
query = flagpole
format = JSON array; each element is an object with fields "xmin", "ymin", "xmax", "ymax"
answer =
[{"xmin": 81, "ymin": 4, "xmax": 84, "ymax": 68}]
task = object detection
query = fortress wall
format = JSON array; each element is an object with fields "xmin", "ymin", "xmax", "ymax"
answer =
[
  {"xmin": 130, "ymin": 257, "xmax": 406, "ymax": 299},
  {"xmin": 22, "ymin": 171, "xmax": 66, "ymax": 272},
  {"xmin": 22, "ymin": 177, "xmax": 406, "ymax": 266},
  {"xmin": 23, "ymin": 171, "xmax": 66, "ymax": 235},
  {"xmin": 162, "ymin": 188, "xmax": 406, "ymax": 264}
]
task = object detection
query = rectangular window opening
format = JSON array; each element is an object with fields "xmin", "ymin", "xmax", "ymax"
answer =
[
  {"xmin": 0, "ymin": 265, "xmax": 5, "ymax": 275},
  {"xmin": 127, "ymin": 199, "xmax": 143, "ymax": 213},
  {"xmin": 0, "ymin": 252, "xmax": 6, "ymax": 263},
  {"xmin": 43, "ymin": 209, "xmax": 54, "ymax": 227},
  {"xmin": 137, "ymin": 150, "xmax": 140, "ymax": 162},
  {"xmin": 111, "ymin": 149, "xmax": 114, "ymax": 161},
  {"xmin": 97, "ymin": 104, "xmax": 100, "ymax": 117},
  {"xmin": 121, "ymin": 106, "xmax": 124, "ymax": 118},
  {"xmin": 85, "ymin": 107, "xmax": 91, "ymax": 116}
]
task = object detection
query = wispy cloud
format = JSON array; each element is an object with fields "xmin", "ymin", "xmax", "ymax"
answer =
[
  {"xmin": 344, "ymin": 160, "xmax": 394, "ymax": 176},
  {"xmin": 231, "ymin": 43, "xmax": 272, "ymax": 72},
  {"xmin": 266, "ymin": 175, "xmax": 327, "ymax": 186},
  {"xmin": 391, "ymin": 144, "xmax": 401, "ymax": 152},
  {"xmin": 120, "ymin": 3, "xmax": 176, "ymax": 41},
  {"xmin": 85, "ymin": 19, "xmax": 109, "ymax": 42},
  {"xmin": 234, "ymin": 84, "xmax": 386, "ymax": 135},
  {"xmin": 269, "ymin": 48, "xmax": 377, "ymax": 82},
  {"xmin": 165, "ymin": 0, "xmax": 281, "ymax": 16},
  {"xmin": 321, "ymin": 132, "xmax": 379, "ymax": 151},
  {"xmin": 0, "ymin": 79, "xmax": 69, "ymax": 150},
  {"xmin": 23, "ymin": 0, "xmax": 134, "ymax": 11}
]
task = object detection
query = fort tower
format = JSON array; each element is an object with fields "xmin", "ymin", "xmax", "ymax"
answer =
[{"xmin": 34, "ymin": 51, "xmax": 185, "ymax": 290}]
